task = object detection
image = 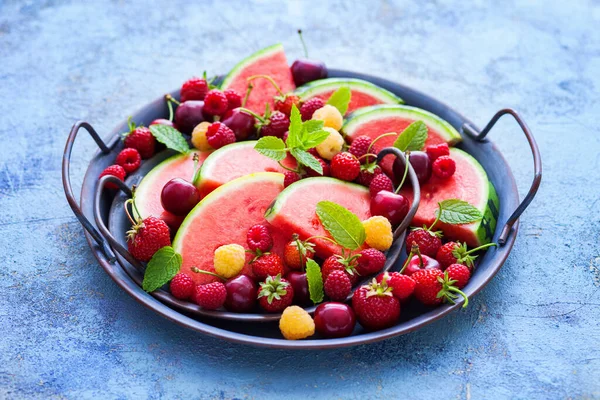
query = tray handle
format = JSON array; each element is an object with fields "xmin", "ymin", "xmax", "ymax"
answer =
[
  {"xmin": 462, "ymin": 108, "xmax": 542, "ymax": 245},
  {"xmin": 62, "ymin": 121, "xmax": 117, "ymax": 261}
]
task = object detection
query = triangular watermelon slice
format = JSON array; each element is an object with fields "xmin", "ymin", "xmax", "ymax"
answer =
[
  {"xmin": 342, "ymin": 105, "xmax": 462, "ymax": 177},
  {"xmin": 294, "ymin": 78, "xmax": 403, "ymax": 114},
  {"xmin": 220, "ymin": 43, "xmax": 296, "ymax": 115}
]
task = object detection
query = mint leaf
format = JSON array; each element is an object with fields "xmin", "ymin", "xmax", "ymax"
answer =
[
  {"xmin": 393, "ymin": 120, "xmax": 428, "ymax": 152},
  {"xmin": 255, "ymin": 136, "xmax": 287, "ymax": 161},
  {"xmin": 326, "ymin": 86, "xmax": 352, "ymax": 115},
  {"xmin": 306, "ymin": 258, "xmax": 324, "ymax": 304},
  {"xmin": 303, "ymin": 119, "xmax": 324, "ymax": 134},
  {"xmin": 436, "ymin": 199, "xmax": 483, "ymax": 224},
  {"xmin": 291, "ymin": 148, "xmax": 322, "ymax": 174},
  {"xmin": 301, "ymin": 129, "xmax": 329, "ymax": 149},
  {"xmin": 285, "ymin": 105, "xmax": 303, "ymax": 148},
  {"xmin": 142, "ymin": 246, "xmax": 182, "ymax": 292},
  {"xmin": 315, "ymin": 201, "xmax": 366, "ymax": 250},
  {"xmin": 149, "ymin": 125, "xmax": 189, "ymax": 154}
]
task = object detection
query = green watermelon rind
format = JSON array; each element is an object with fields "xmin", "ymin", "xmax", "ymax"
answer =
[
  {"xmin": 294, "ymin": 78, "xmax": 404, "ymax": 105},
  {"xmin": 220, "ymin": 43, "xmax": 284, "ymax": 90},
  {"xmin": 173, "ymin": 172, "xmax": 285, "ymax": 254},
  {"xmin": 264, "ymin": 176, "xmax": 369, "ymax": 222},
  {"xmin": 342, "ymin": 104, "xmax": 462, "ymax": 146},
  {"xmin": 192, "ymin": 141, "xmax": 257, "ymax": 186}
]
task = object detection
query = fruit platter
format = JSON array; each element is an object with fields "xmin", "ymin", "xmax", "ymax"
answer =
[{"xmin": 63, "ymin": 38, "xmax": 541, "ymax": 348}]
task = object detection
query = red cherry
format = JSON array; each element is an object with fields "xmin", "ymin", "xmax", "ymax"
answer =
[
  {"xmin": 404, "ymin": 254, "xmax": 442, "ymax": 276},
  {"xmin": 224, "ymin": 275, "xmax": 257, "ymax": 312},
  {"xmin": 314, "ymin": 302, "xmax": 356, "ymax": 338},
  {"xmin": 370, "ymin": 190, "xmax": 409, "ymax": 226},
  {"xmin": 160, "ymin": 178, "xmax": 201, "ymax": 216}
]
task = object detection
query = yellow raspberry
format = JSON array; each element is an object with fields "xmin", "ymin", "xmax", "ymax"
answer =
[
  {"xmin": 315, "ymin": 127, "xmax": 344, "ymax": 160},
  {"xmin": 312, "ymin": 104, "xmax": 344, "ymax": 131},
  {"xmin": 362, "ymin": 216, "xmax": 393, "ymax": 251},
  {"xmin": 191, "ymin": 122, "xmax": 213, "ymax": 151},
  {"xmin": 213, "ymin": 244, "xmax": 246, "ymax": 278},
  {"xmin": 279, "ymin": 306, "xmax": 315, "ymax": 340}
]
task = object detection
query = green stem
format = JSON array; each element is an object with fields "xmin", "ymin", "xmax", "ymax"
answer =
[
  {"xmin": 428, "ymin": 203, "xmax": 444, "ymax": 231},
  {"xmin": 191, "ymin": 267, "xmax": 226, "ymax": 281},
  {"xmin": 242, "ymin": 83, "xmax": 254, "ymax": 108},
  {"xmin": 165, "ymin": 93, "xmax": 180, "ymax": 106},
  {"xmin": 305, "ymin": 235, "xmax": 341, "ymax": 248},
  {"xmin": 278, "ymin": 160, "xmax": 301, "ymax": 173},
  {"xmin": 367, "ymin": 132, "xmax": 397, "ymax": 154},
  {"xmin": 448, "ymin": 286, "xmax": 469, "ymax": 308},
  {"xmin": 395, "ymin": 152, "xmax": 410, "ymax": 194},
  {"xmin": 464, "ymin": 242, "xmax": 497, "ymax": 255},
  {"xmin": 247, "ymin": 75, "xmax": 284, "ymax": 96},
  {"xmin": 298, "ymin": 29, "xmax": 309, "ymax": 58},
  {"xmin": 165, "ymin": 95, "xmax": 175, "ymax": 121},
  {"xmin": 399, "ymin": 250, "xmax": 414, "ymax": 274},
  {"xmin": 358, "ymin": 153, "xmax": 378, "ymax": 163},
  {"xmin": 123, "ymin": 199, "xmax": 137, "ymax": 226},
  {"xmin": 238, "ymin": 107, "xmax": 266, "ymax": 123}
]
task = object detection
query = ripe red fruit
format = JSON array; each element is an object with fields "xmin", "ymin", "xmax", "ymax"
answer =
[
  {"xmin": 223, "ymin": 89, "xmax": 242, "ymax": 111},
  {"xmin": 170, "ymin": 273, "xmax": 195, "ymax": 300},
  {"xmin": 124, "ymin": 126, "xmax": 156, "ymax": 159},
  {"xmin": 206, "ymin": 122, "xmax": 236, "ymax": 149},
  {"xmin": 446, "ymin": 264, "xmax": 471, "ymax": 289},
  {"xmin": 331, "ymin": 152, "xmax": 361, "ymax": 181},
  {"xmin": 274, "ymin": 94, "xmax": 301, "ymax": 116},
  {"xmin": 425, "ymin": 142, "xmax": 450, "ymax": 162},
  {"xmin": 355, "ymin": 248, "xmax": 386, "ymax": 276},
  {"xmin": 203, "ymin": 89, "xmax": 229, "ymax": 117},
  {"xmin": 257, "ymin": 275, "xmax": 294, "ymax": 312},
  {"xmin": 412, "ymin": 269, "xmax": 469, "ymax": 307},
  {"xmin": 306, "ymin": 157, "xmax": 331, "ymax": 177},
  {"xmin": 180, "ymin": 77, "xmax": 209, "ymax": 102},
  {"xmin": 369, "ymin": 173, "xmax": 394, "ymax": 196},
  {"xmin": 405, "ymin": 229, "xmax": 442, "ymax": 258},
  {"xmin": 314, "ymin": 302, "xmax": 356, "ymax": 338},
  {"xmin": 283, "ymin": 171, "xmax": 301, "ymax": 187},
  {"xmin": 322, "ymin": 255, "xmax": 359, "ymax": 285},
  {"xmin": 432, "ymin": 156, "xmax": 456, "ymax": 179},
  {"xmin": 195, "ymin": 282, "xmax": 227, "ymax": 310},
  {"xmin": 127, "ymin": 216, "xmax": 171, "ymax": 262},
  {"xmin": 115, "ymin": 148, "xmax": 142, "ymax": 174},
  {"xmin": 251, "ymin": 253, "xmax": 284, "ymax": 282},
  {"xmin": 356, "ymin": 164, "xmax": 382, "ymax": 187},
  {"xmin": 99, "ymin": 165, "xmax": 126, "ymax": 189},
  {"xmin": 299, "ymin": 97, "xmax": 325, "ymax": 121},
  {"xmin": 352, "ymin": 280, "xmax": 400, "ymax": 331},
  {"xmin": 348, "ymin": 135, "xmax": 372, "ymax": 162},
  {"xmin": 261, "ymin": 111, "xmax": 290, "ymax": 138},
  {"xmin": 377, "ymin": 272, "xmax": 415, "ymax": 301},
  {"xmin": 324, "ymin": 270, "xmax": 352, "ymax": 301},
  {"xmin": 283, "ymin": 236, "xmax": 315, "ymax": 270},
  {"xmin": 246, "ymin": 224, "xmax": 273, "ymax": 253},
  {"xmin": 403, "ymin": 247, "xmax": 442, "ymax": 276}
]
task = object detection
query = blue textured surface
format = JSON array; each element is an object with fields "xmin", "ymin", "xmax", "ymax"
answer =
[{"xmin": 1, "ymin": 1, "xmax": 599, "ymax": 398}]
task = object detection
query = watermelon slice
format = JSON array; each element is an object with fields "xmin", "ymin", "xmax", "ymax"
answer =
[
  {"xmin": 220, "ymin": 44, "xmax": 296, "ymax": 115},
  {"xmin": 194, "ymin": 141, "xmax": 297, "ymax": 197},
  {"xmin": 173, "ymin": 172, "xmax": 287, "ymax": 285},
  {"xmin": 400, "ymin": 148, "xmax": 499, "ymax": 247},
  {"xmin": 294, "ymin": 78, "xmax": 403, "ymax": 114},
  {"xmin": 265, "ymin": 177, "xmax": 371, "ymax": 259},
  {"xmin": 343, "ymin": 105, "xmax": 462, "ymax": 177},
  {"xmin": 135, "ymin": 150, "xmax": 211, "ymax": 222}
]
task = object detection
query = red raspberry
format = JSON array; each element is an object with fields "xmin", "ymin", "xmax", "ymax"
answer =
[
  {"xmin": 251, "ymin": 253, "xmax": 284, "ymax": 282},
  {"xmin": 306, "ymin": 157, "xmax": 331, "ymax": 177},
  {"xmin": 195, "ymin": 282, "xmax": 227, "ymax": 310},
  {"xmin": 352, "ymin": 282, "xmax": 400, "ymax": 331},
  {"xmin": 446, "ymin": 264, "xmax": 471, "ymax": 289},
  {"xmin": 283, "ymin": 236, "xmax": 315, "ymax": 270},
  {"xmin": 246, "ymin": 224, "xmax": 273, "ymax": 253},
  {"xmin": 324, "ymin": 270, "xmax": 352, "ymax": 301},
  {"xmin": 322, "ymin": 255, "xmax": 358, "ymax": 285},
  {"xmin": 223, "ymin": 89, "xmax": 242, "ymax": 111},
  {"xmin": 257, "ymin": 275, "xmax": 294, "ymax": 312},
  {"xmin": 99, "ymin": 165, "xmax": 126, "ymax": 190},
  {"xmin": 426, "ymin": 143, "xmax": 450, "ymax": 162},
  {"xmin": 369, "ymin": 173, "xmax": 394, "ymax": 196},
  {"xmin": 331, "ymin": 152, "xmax": 360, "ymax": 181},
  {"xmin": 284, "ymin": 171, "xmax": 301, "ymax": 187},
  {"xmin": 124, "ymin": 126, "xmax": 156, "ymax": 159},
  {"xmin": 377, "ymin": 272, "xmax": 415, "ymax": 301},
  {"xmin": 203, "ymin": 89, "xmax": 229, "ymax": 117},
  {"xmin": 300, "ymin": 97, "xmax": 325, "ymax": 121},
  {"xmin": 405, "ymin": 229, "xmax": 442, "ymax": 258},
  {"xmin": 180, "ymin": 77, "xmax": 209, "ymax": 102},
  {"xmin": 170, "ymin": 273, "xmax": 195, "ymax": 300},
  {"xmin": 275, "ymin": 94, "xmax": 301, "ymax": 116},
  {"xmin": 356, "ymin": 165, "xmax": 382, "ymax": 187},
  {"xmin": 355, "ymin": 248, "xmax": 386, "ymax": 276},
  {"xmin": 206, "ymin": 122, "xmax": 236, "ymax": 149},
  {"xmin": 348, "ymin": 135, "xmax": 372, "ymax": 162},
  {"xmin": 115, "ymin": 148, "xmax": 141, "ymax": 174},
  {"xmin": 432, "ymin": 156, "xmax": 456, "ymax": 179},
  {"xmin": 261, "ymin": 111, "xmax": 290, "ymax": 138},
  {"xmin": 127, "ymin": 217, "xmax": 171, "ymax": 262}
]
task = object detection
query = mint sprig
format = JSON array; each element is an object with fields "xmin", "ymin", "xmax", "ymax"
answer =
[
  {"xmin": 436, "ymin": 199, "xmax": 483, "ymax": 224},
  {"xmin": 142, "ymin": 246, "xmax": 182, "ymax": 292},
  {"xmin": 255, "ymin": 136, "xmax": 287, "ymax": 161},
  {"xmin": 305, "ymin": 258, "xmax": 324, "ymax": 304},
  {"xmin": 315, "ymin": 201, "xmax": 366, "ymax": 250},
  {"xmin": 326, "ymin": 86, "xmax": 352, "ymax": 115},
  {"xmin": 393, "ymin": 120, "xmax": 428, "ymax": 152},
  {"xmin": 149, "ymin": 124, "xmax": 190, "ymax": 154}
]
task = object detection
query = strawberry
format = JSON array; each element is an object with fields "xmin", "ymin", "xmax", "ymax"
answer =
[
  {"xmin": 324, "ymin": 270, "xmax": 352, "ymax": 301},
  {"xmin": 425, "ymin": 142, "xmax": 449, "ymax": 162},
  {"xmin": 115, "ymin": 148, "xmax": 142, "ymax": 174},
  {"xmin": 274, "ymin": 94, "xmax": 301, "ymax": 116},
  {"xmin": 246, "ymin": 224, "xmax": 273, "ymax": 253},
  {"xmin": 299, "ymin": 97, "xmax": 325, "ymax": 121},
  {"xmin": 257, "ymin": 274, "xmax": 294, "ymax": 312},
  {"xmin": 435, "ymin": 241, "xmax": 497, "ymax": 269},
  {"xmin": 369, "ymin": 173, "xmax": 394, "ymax": 196},
  {"xmin": 195, "ymin": 282, "xmax": 227, "ymax": 310},
  {"xmin": 206, "ymin": 122, "xmax": 236, "ymax": 149},
  {"xmin": 260, "ymin": 110, "xmax": 290, "ymax": 138},
  {"xmin": 99, "ymin": 165, "xmax": 126, "ymax": 189},
  {"xmin": 169, "ymin": 273, "xmax": 195, "ymax": 300},
  {"xmin": 331, "ymin": 152, "xmax": 361, "ymax": 181},
  {"xmin": 412, "ymin": 269, "xmax": 469, "ymax": 307},
  {"xmin": 352, "ymin": 279, "xmax": 400, "ymax": 330},
  {"xmin": 322, "ymin": 254, "xmax": 359, "ymax": 285},
  {"xmin": 223, "ymin": 89, "xmax": 242, "ymax": 111},
  {"xmin": 203, "ymin": 89, "xmax": 229, "ymax": 117},
  {"xmin": 446, "ymin": 264, "xmax": 471, "ymax": 289},
  {"xmin": 405, "ymin": 228, "xmax": 442, "ymax": 258},
  {"xmin": 355, "ymin": 248, "xmax": 386, "ymax": 276},
  {"xmin": 251, "ymin": 253, "xmax": 284, "ymax": 282},
  {"xmin": 283, "ymin": 171, "xmax": 301, "ymax": 187},
  {"xmin": 180, "ymin": 77, "xmax": 209, "ymax": 102},
  {"xmin": 348, "ymin": 135, "xmax": 372, "ymax": 162},
  {"xmin": 123, "ymin": 120, "xmax": 156, "ymax": 159},
  {"xmin": 432, "ymin": 156, "xmax": 456, "ymax": 179},
  {"xmin": 283, "ymin": 235, "xmax": 315, "ymax": 270},
  {"xmin": 377, "ymin": 272, "xmax": 415, "ymax": 301},
  {"xmin": 126, "ymin": 216, "xmax": 171, "ymax": 262}
]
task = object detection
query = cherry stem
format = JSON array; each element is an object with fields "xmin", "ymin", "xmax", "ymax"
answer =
[
  {"xmin": 358, "ymin": 153, "xmax": 378, "ymax": 162},
  {"xmin": 247, "ymin": 75, "xmax": 284, "ymax": 96},
  {"xmin": 298, "ymin": 29, "xmax": 309, "ymax": 58},
  {"xmin": 191, "ymin": 267, "xmax": 226, "ymax": 281},
  {"xmin": 428, "ymin": 203, "xmax": 444, "ymax": 231},
  {"xmin": 395, "ymin": 152, "xmax": 410, "ymax": 194},
  {"xmin": 165, "ymin": 95, "xmax": 175, "ymax": 121},
  {"xmin": 367, "ymin": 132, "xmax": 397, "ymax": 154},
  {"xmin": 243, "ymin": 83, "xmax": 254, "ymax": 108},
  {"xmin": 412, "ymin": 244, "xmax": 424, "ymax": 267},
  {"xmin": 278, "ymin": 160, "xmax": 301, "ymax": 173},
  {"xmin": 192, "ymin": 153, "xmax": 200, "ymax": 182},
  {"xmin": 465, "ymin": 242, "xmax": 497, "ymax": 255},
  {"xmin": 237, "ymin": 107, "xmax": 266, "ymax": 123},
  {"xmin": 165, "ymin": 94, "xmax": 180, "ymax": 106},
  {"xmin": 399, "ymin": 250, "xmax": 414, "ymax": 274},
  {"xmin": 123, "ymin": 199, "xmax": 137, "ymax": 226},
  {"xmin": 305, "ymin": 235, "xmax": 341, "ymax": 249}
]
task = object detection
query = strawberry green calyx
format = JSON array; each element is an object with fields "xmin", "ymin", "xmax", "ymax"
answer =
[
  {"xmin": 292, "ymin": 234, "xmax": 316, "ymax": 268},
  {"xmin": 258, "ymin": 274, "xmax": 290, "ymax": 304},
  {"xmin": 452, "ymin": 242, "xmax": 497, "ymax": 269},
  {"xmin": 366, "ymin": 277, "xmax": 393, "ymax": 298},
  {"xmin": 436, "ymin": 271, "xmax": 469, "ymax": 308}
]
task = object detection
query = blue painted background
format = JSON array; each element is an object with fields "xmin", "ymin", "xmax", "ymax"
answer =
[{"xmin": 1, "ymin": 1, "xmax": 599, "ymax": 398}]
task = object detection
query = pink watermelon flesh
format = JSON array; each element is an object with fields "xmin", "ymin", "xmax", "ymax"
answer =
[
  {"xmin": 305, "ymin": 90, "xmax": 389, "ymax": 114},
  {"xmin": 173, "ymin": 173, "xmax": 287, "ymax": 285},
  {"xmin": 265, "ymin": 178, "xmax": 371, "ymax": 259},
  {"xmin": 221, "ymin": 47, "xmax": 296, "ymax": 115}
]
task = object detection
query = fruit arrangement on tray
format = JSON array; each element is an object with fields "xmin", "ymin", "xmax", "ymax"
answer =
[{"xmin": 98, "ymin": 37, "xmax": 500, "ymax": 341}]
